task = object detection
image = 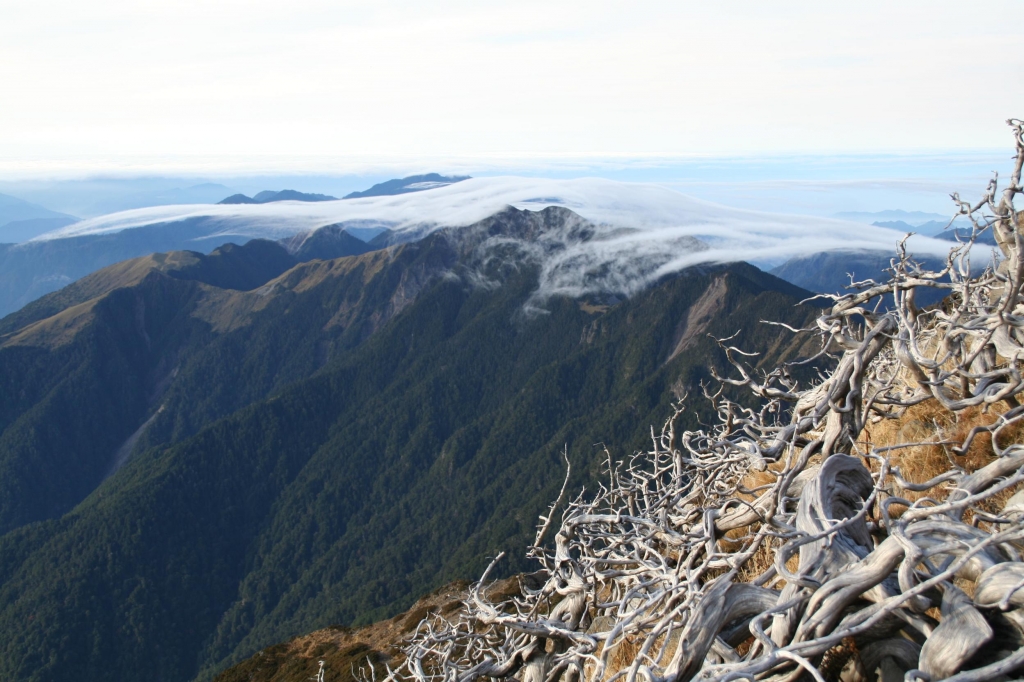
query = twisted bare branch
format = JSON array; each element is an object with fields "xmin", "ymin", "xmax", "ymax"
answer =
[{"xmin": 367, "ymin": 119, "xmax": 1024, "ymax": 682}]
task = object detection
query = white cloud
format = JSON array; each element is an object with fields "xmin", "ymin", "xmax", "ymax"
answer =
[{"xmin": 30, "ymin": 177, "xmax": 959, "ymax": 298}]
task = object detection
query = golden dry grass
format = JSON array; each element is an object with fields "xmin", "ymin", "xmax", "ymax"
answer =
[
  {"xmin": 728, "ymin": 458, "xmax": 810, "ymax": 585},
  {"xmin": 860, "ymin": 400, "xmax": 1024, "ymax": 516},
  {"xmin": 1, "ymin": 298, "xmax": 100, "ymax": 349},
  {"xmin": 215, "ymin": 579, "xmax": 478, "ymax": 682},
  {"xmin": 606, "ymin": 635, "xmax": 644, "ymax": 676},
  {"xmin": 719, "ymin": 396, "xmax": 1024, "ymax": 586}
]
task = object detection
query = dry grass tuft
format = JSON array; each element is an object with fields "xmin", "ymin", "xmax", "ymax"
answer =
[
  {"xmin": 860, "ymin": 400, "xmax": 1024, "ymax": 515},
  {"xmin": 736, "ymin": 535, "xmax": 791, "ymax": 585},
  {"xmin": 606, "ymin": 635, "xmax": 644, "ymax": 677},
  {"xmin": 721, "ymin": 398, "xmax": 1024, "ymax": 585}
]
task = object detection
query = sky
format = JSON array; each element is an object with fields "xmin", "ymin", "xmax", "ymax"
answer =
[{"xmin": 2, "ymin": 0, "xmax": 1023, "ymax": 178}]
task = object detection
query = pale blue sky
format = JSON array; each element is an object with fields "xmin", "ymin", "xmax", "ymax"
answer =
[
  {"xmin": 1, "ymin": 0, "xmax": 1022, "ymax": 177},
  {"xmin": 0, "ymin": 149, "xmax": 1008, "ymax": 219}
]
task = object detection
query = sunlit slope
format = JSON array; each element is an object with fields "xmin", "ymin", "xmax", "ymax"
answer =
[
  {"xmin": 0, "ymin": 216, "xmax": 374, "ymax": 317},
  {"xmin": 0, "ymin": 239, "xmax": 297, "ymax": 338},
  {"xmin": 0, "ymin": 237, "xmax": 425, "ymax": 535}
]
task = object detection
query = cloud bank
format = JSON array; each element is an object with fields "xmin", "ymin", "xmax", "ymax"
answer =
[{"xmin": 33, "ymin": 177, "xmax": 961, "ymax": 299}]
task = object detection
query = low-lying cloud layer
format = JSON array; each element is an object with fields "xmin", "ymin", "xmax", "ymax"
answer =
[{"xmin": 34, "ymin": 177, "xmax": 960, "ymax": 299}]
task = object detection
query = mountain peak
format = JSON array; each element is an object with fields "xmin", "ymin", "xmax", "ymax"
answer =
[
  {"xmin": 280, "ymin": 224, "xmax": 377, "ymax": 261},
  {"xmin": 218, "ymin": 190, "xmax": 338, "ymax": 205},
  {"xmin": 218, "ymin": 193, "xmax": 257, "ymax": 205},
  {"xmin": 0, "ymin": 191, "xmax": 79, "ymax": 242},
  {"xmin": 252, "ymin": 189, "xmax": 337, "ymax": 203},
  {"xmin": 343, "ymin": 173, "xmax": 470, "ymax": 200}
]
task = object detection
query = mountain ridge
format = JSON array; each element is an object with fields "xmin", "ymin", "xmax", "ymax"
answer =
[
  {"xmin": 343, "ymin": 173, "xmax": 471, "ymax": 199},
  {"xmin": 219, "ymin": 190, "xmax": 339, "ymax": 204},
  {"xmin": 1, "ymin": 179, "xmax": 954, "ymax": 318},
  {"xmin": 0, "ymin": 192, "xmax": 79, "ymax": 242},
  {"xmin": 0, "ymin": 206, "xmax": 821, "ymax": 682}
]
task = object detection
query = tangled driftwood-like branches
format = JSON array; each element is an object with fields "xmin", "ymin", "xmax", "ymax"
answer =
[{"xmin": 371, "ymin": 120, "xmax": 1024, "ymax": 682}]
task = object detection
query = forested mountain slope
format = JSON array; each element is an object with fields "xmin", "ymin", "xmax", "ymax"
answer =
[
  {"xmin": 0, "ymin": 215, "xmax": 375, "ymax": 317},
  {"xmin": 769, "ymin": 249, "xmax": 966, "ymax": 315},
  {"xmin": 0, "ymin": 192, "xmax": 78, "ymax": 243},
  {"xmin": 0, "ymin": 225, "xmax": 458, "ymax": 535},
  {"xmin": 0, "ymin": 207, "xmax": 820, "ymax": 682}
]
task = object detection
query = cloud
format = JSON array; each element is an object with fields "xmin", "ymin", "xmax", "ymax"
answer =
[{"xmin": 32, "ymin": 176, "xmax": 960, "ymax": 299}]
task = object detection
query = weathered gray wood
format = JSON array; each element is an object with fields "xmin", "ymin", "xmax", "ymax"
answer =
[
  {"xmin": 874, "ymin": 657, "xmax": 904, "ymax": 682},
  {"xmin": 663, "ymin": 581, "xmax": 782, "ymax": 682},
  {"xmin": 975, "ymin": 563, "xmax": 1024, "ymax": 610},
  {"xmin": 795, "ymin": 455, "xmax": 875, "ymax": 580},
  {"xmin": 919, "ymin": 585, "xmax": 994, "ymax": 680},
  {"xmin": 907, "ymin": 519, "xmax": 1008, "ymax": 582},
  {"xmin": 719, "ymin": 586, "xmax": 783, "ymax": 647},
  {"xmin": 795, "ymin": 535, "xmax": 904, "ymax": 642},
  {"xmin": 931, "ymin": 644, "xmax": 1024, "ymax": 682},
  {"xmin": 949, "ymin": 449, "xmax": 1024, "ymax": 520},
  {"xmin": 716, "ymin": 466, "xmax": 818, "ymax": 533},
  {"xmin": 368, "ymin": 119, "xmax": 1024, "ymax": 682},
  {"xmin": 1004, "ymin": 488, "xmax": 1024, "ymax": 521},
  {"xmin": 858, "ymin": 638, "xmax": 921, "ymax": 682}
]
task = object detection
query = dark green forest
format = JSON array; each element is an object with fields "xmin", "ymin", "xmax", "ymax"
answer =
[{"xmin": 0, "ymin": 208, "xmax": 820, "ymax": 682}]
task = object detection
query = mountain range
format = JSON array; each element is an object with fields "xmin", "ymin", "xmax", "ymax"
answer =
[
  {"xmin": 0, "ymin": 205, "xmax": 822, "ymax": 681},
  {"xmin": 342, "ymin": 173, "xmax": 471, "ymax": 199},
  {"xmin": 0, "ymin": 177, "xmax": 957, "ymax": 318},
  {"xmin": 0, "ymin": 174, "xmax": 461, "ymax": 315},
  {"xmin": 217, "ymin": 174, "xmax": 471, "ymax": 205},
  {"xmin": 872, "ymin": 219, "xmax": 996, "ymax": 244},
  {"xmin": 0, "ymin": 218, "xmax": 356, "ymax": 318},
  {"xmin": 770, "ymin": 223, "xmax": 998, "ymax": 297},
  {"xmin": 219, "ymin": 190, "xmax": 339, "ymax": 204},
  {"xmin": 0, "ymin": 181, "xmax": 239, "ymax": 219},
  {"xmin": 832, "ymin": 209, "xmax": 951, "ymax": 225},
  {"xmin": 0, "ymin": 192, "xmax": 79, "ymax": 243}
]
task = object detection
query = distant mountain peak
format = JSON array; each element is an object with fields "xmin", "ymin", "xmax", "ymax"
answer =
[
  {"xmin": 252, "ymin": 189, "xmax": 337, "ymax": 203},
  {"xmin": 218, "ymin": 190, "xmax": 338, "ymax": 205},
  {"xmin": 218, "ymin": 194, "xmax": 257, "ymax": 205},
  {"xmin": 0, "ymin": 192, "xmax": 79, "ymax": 242},
  {"xmin": 833, "ymin": 209, "xmax": 950, "ymax": 226},
  {"xmin": 343, "ymin": 173, "xmax": 471, "ymax": 200},
  {"xmin": 279, "ymin": 224, "xmax": 378, "ymax": 261}
]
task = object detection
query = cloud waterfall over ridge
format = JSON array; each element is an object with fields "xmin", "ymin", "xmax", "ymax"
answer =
[{"xmin": 34, "ymin": 176, "xmax": 959, "ymax": 298}]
